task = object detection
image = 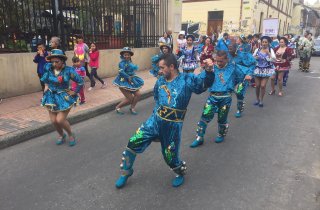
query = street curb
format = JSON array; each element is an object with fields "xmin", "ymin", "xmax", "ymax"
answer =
[{"xmin": 0, "ymin": 89, "xmax": 154, "ymax": 150}]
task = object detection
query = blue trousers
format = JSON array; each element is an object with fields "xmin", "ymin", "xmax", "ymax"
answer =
[
  {"xmin": 235, "ymin": 80, "xmax": 249, "ymax": 113},
  {"xmin": 196, "ymin": 95, "xmax": 232, "ymax": 138},
  {"xmin": 127, "ymin": 114, "xmax": 184, "ymax": 171}
]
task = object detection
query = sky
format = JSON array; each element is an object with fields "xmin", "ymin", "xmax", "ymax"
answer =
[{"xmin": 305, "ymin": 0, "xmax": 318, "ymax": 5}]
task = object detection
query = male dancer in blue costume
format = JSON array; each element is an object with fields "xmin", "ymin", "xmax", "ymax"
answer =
[
  {"xmin": 115, "ymin": 54, "xmax": 215, "ymax": 188},
  {"xmin": 190, "ymin": 50, "xmax": 241, "ymax": 148},
  {"xmin": 228, "ymin": 43, "xmax": 256, "ymax": 118}
]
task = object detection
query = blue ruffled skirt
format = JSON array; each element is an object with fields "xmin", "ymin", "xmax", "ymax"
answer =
[
  {"xmin": 113, "ymin": 75, "xmax": 144, "ymax": 91},
  {"xmin": 181, "ymin": 60, "xmax": 198, "ymax": 71},
  {"xmin": 41, "ymin": 89, "xmax": 79, "ymax": 112}
]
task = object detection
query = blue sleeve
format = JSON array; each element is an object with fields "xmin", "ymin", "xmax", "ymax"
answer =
[
  {"xmin": 70, "ymin": 68, "xmax": 84, "ymax": 93},
  {"xmin": 186, "ymin": 70, "xmax": 215, "ymax": 94},
  {"xmin": 33, "ymin": 54, "xmax": 40, "ymax": 63},
  {"xmin": 153, "ymin": 79, "xmax": 160, "ymax": 109},
  {"xmin": 40, "ymin": 70, "xmax": 49, "ymax": 83},
  {"xmin": 118, "ymin": 61, "xmax": 130, "ymax": 79},
  {"xmin": 242, "ymin": 53, "xmax": 256, "ymax": 76},
  {"xmin": 150, "ymin": 55, "xmax": 161, "ymax": 77}
]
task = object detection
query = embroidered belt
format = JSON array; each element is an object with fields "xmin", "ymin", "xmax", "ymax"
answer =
[
  {"xmin": 156, "ymin": 106, "xmax": 187, "ymax": 122},
  {"xmin": 210, "ymin": 92, "xmax": 232, "ymax": 97},
  {"xmin": 48, "ymin": 89, "xmax": 69, "ymax": 94}
]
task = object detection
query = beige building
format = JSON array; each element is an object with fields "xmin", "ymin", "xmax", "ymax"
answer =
[
  {"xmin": 182, "ymin": 0, "xmax": 294, "ymax": 36},
  {"xmin": 290, "ymin": 0, "xmax": 320, "ymax": 36}
]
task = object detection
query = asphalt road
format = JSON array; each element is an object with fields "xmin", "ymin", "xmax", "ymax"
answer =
[{"xmin": 0, "ymin": 58, "xmax": 320, "ymax": 210}]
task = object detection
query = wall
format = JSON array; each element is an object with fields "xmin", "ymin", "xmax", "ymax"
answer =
[
  {"xmin": 290, "ymin": 5, "xmax": 303, "ymax": 35},
  {"xmin": 182, "ymin": 0, "xmax": 241, "ymax": 35},
  {"xmin": 252, "ymin": 0, "xmax": 293, "ymax": 35},
  {"xmin": 0, "ymin": 48, "xmax": 158, "ymax": 98}
]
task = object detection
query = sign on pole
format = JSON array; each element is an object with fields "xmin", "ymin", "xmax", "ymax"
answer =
[{"xmin": 262, "ymin": 18, "xmax": 279, "ymax": 37}]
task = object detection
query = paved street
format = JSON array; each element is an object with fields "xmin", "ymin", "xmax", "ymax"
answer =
[{"xmin": 0, "ymin": 58, "xmax": 320, "ymax": 210}]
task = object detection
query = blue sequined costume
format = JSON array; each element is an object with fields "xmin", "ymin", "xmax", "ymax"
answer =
[
  {"xmin": 113, "ymin": 58, "xmax": 144, "ymax": 91},
  {"xmin": 149, "ymin": 54, "xmax": 162, "ymax": 77},
  {"xmin": 191, "ymin": 62, "xmax": 241, "ymax": 146},
  {"xmin": 40, "ymin": 63, "xmax": 84, "ymax": 112},
  {"xmin": 179, "ymin": 46, "xmax": 198, "ymax": 72},
  {"xmin": 116, "ymin": 71, "xmax": 214, "ymax": 188},
  {"xmin": 229, "ymin": 51, "xmax": 256, "ymax": 116}
]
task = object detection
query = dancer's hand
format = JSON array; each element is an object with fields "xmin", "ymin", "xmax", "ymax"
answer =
[
  {"xmin": 244, "ymin": 75, "xmax": 252, "ymax": 81},
  {"xmin": 67, "ymin": 90, "xmax": 76, "ymax": 96},
  {"xmin": 203, "ymin": 58, "xmax": 214, "ymax": 72}
]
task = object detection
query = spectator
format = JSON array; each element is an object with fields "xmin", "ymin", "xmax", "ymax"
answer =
[
  {"xmin": 33, "ymin": 43, "xmax": 49, "ymax": 91},
  {"xmin": 88, "ymin": 43, "xmax": 106, "ymax": 90},
  {"xmin": 159, "ymin": 32, "xmax": 172, "ymax": 48},
  {"xmin": 74, "ymin": 35, "xmax": 90, "ymax": 79},
  {"xmin": 71, "ymin": 57, "xmax": 86, "ymax": 105}
]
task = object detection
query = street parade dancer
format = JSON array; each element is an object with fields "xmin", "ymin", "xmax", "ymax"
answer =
[
  {"xmin": 298, "ymin": 32, "xmax": 314, "ymax": 72},
  {"xmin": 41, "ymin": 49, "xmax": 84, "ymax": 146},
  {"xmin": 179, "ymin": 34, "xmax": 199, "ymax": 73},
  {"xmin": 253, "ymin": 36, "xmax": 276, "ymax": 107},
  {"xmin": 150, "ymin": 43, "xmax": 172, "ymax": 77},
  {"xmin": 269, "ymin": 37, "xmax": 293, "ymax": 96},
  {"xmin": 228, "ymin": 43, "xmax": 256, "ymax": 118},
  {"xmin": 113, "ymin": 47, "xmax": 144, "ymax": 115},
  {"xmin": 236, "ymin": 34, "xmax": 252, "ymax": 53},
  {"xmin": 190, "ymin": 50, "xmax": 241, "ymax": 148},
  {"xmin": 115, "ymin": 54, "xmax": 215, "ymax": 188},
  {"xmin": 199, "ymin": 36, "xmax": 215, "ymax": 67}
]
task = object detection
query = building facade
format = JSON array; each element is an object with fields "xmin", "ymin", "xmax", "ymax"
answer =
[{"xmin": 182, "ymin": 0, "xmax": 294, "ymax": 36}]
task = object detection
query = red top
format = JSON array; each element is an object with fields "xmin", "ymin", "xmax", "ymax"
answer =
[
  {"xmin": 273, "ymin": 46, "xmax": 293, "ymax": 69},
  {"xmin": 89, "ymin": 50, "xmax": 100, "ymax": 68},
  {"xmin": 200, "ymin": 44, "xmax": 214, "ymax": 66}
]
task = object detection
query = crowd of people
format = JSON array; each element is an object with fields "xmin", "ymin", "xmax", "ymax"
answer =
[{"xmin": 29, "ymin": 29, "xmax": 315, "ymax": 189}]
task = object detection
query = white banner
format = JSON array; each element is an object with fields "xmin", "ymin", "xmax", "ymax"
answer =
[{"xmin": 262, "ymin": 18, "xmax": 279, "ymax": 37}]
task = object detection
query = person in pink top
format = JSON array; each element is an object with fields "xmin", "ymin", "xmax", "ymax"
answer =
[
  {"xmin": 88, "ymin": 43, "xmax": 106, "ymax": 91},
  {"xmin": 74, "ymin": 35, "xmax": 90, "ymax": 79},
  {"xmin": 71, "ymin": 57, "xmax": 86, "ymax": 104}
]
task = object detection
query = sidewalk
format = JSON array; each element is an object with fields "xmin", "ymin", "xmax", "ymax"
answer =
[{"xmin": 0, "ymin": 70, "xmax": 156, "ymax": 149}]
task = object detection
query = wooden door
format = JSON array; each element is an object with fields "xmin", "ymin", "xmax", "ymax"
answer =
[{"xmin": 207, "ymin": 20, "xmax": 223, "ymax": 36}]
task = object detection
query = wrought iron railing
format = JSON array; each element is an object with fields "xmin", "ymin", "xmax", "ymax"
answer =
[{"xmin": 0, "ymin": 0, "xmax": 168, "ymax": 53}]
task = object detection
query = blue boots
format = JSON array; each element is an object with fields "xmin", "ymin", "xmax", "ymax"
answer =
[
  {"xmin": 172, "ymin": 161, "xmax": 187, "ymax": 187},
  {"xmin": 115, "ymin": 148, "xmax": 136, "ymax": 188},
  {"xmin": 190, "ymin": 136, "xmax": 204, "ymax": 148},
  {"xmin": 190, "ymin": 121, "xmax": 207, "ymax": 148},
  {"xmin": 172, "ymin": 175, "xmax": 184, "ymax": 187}
]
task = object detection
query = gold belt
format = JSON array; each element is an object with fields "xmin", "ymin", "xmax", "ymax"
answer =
[{"xmin": 156, "ymin": 106, "xmax": 187, "ymax": 122}]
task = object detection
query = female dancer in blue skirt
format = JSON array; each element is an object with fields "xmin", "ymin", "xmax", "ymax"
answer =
[
  {"xmin": 113, "ymin": 47, "xmax": 144, "ymax": 115},
  {"xmin": 41, "ymin": 49, "xmax": 84, "ymax": 146}
]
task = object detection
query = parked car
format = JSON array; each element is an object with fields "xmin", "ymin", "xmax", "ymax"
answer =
[{"xmin": 312, "ymin": 38, "xmax": 320, "ymax": 56}]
